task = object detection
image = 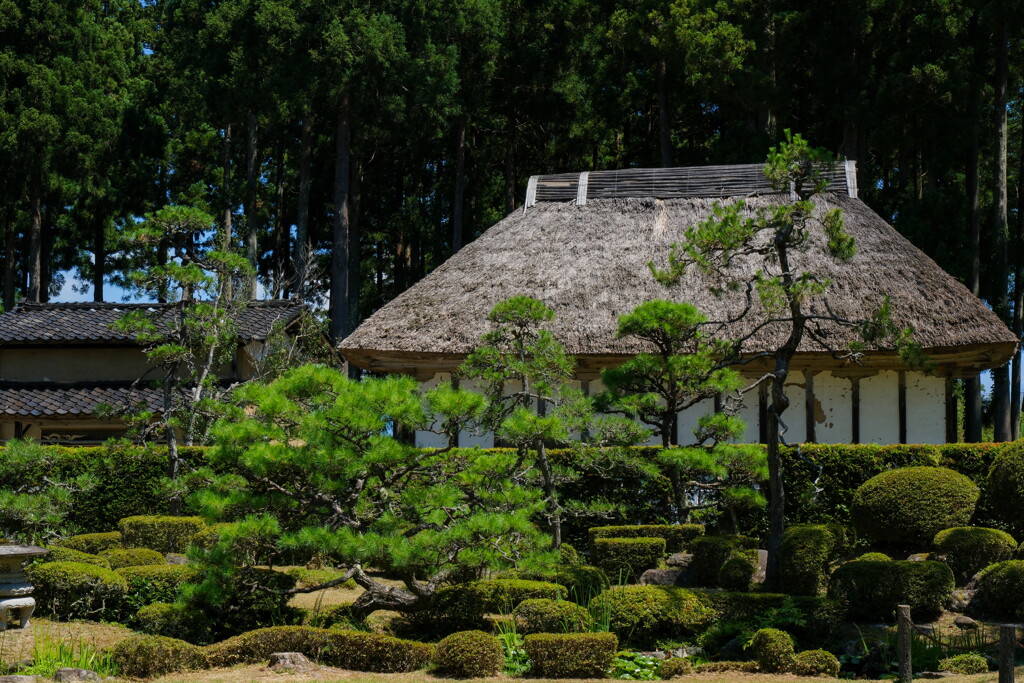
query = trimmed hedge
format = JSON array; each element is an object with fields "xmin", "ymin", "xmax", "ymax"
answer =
[
  {"xmin": 852, "ymin": 467, "xmax": 979, "ymax": 546},
  {"xmin": 119, "ymin": 515, "xmax": 207, "ymax": 554},
  {"xmin": 135, "ymin": 602, "xmax": 196, "ymax": 639},
  {"xmin": 41, "ymin": 545, "xmax": 111, "ymax": 569},
  {"xmin": 986, "ymin": 443, "xmax": 1024, "ymax": 534},
  {"xmin": 780, "ymin": 524, "xmax": 848, "ymax": 596},
  {"xmin": 418, "ymin": 579, "xmax": 567, "ymax": 632},
  {"xmin": 857, "ymin": 552, "xmax": 892, "ymax": 561},
  {"xmin": 593, "ymin": 537, "xmax": 665, "ymax": 582},
  {"xmin": 974, "ymin": 560, "xmax": 1024, "ymax": 619},
  {"xmin": 792, "ymin": 649, "xmax": 841, "ymax": 676},
  {"xmin": 523, "ymin": 632, "xmax": 618, "ymax": 678},
  {"xmin": 60, "ymin": 531, "xmax": 122, "ymax": 554},
  {"xmin": 433, "ymin": 630, "xmax": 504, "ymax": 677},
  {"xmin": 828, "ymin": 559, "xmax": 954, "ymax": 620},
  {"xmin": 100, "ymin": 547, "xmax": 164, "ymax": 569},
  {"xmin": 749, "ymin": 628, "xmax": 795, "ymax": 673},
  {"xmin": 512, "ymin": 598, "xmax": 592, "ymax": 633},
  {"xmin": 589, "ymin": 524, "xmax": 704, "ymax": 553},
  {"xmin": 658, "ymin": 657, "xmax": 694, "ymax": 678},
  {"xmin": 934, "ymin": 527, "xmax": 1017, "ymax": 584},
  {"xmin": 939, "ymin": 653, "xmax": 989, "ymax": 675},
  {"xmin": 503, "ymin": 565, "xmax": 609, "ymax": 604},
  {"xmin": 588, "ymin": 585, "xmax": 714, "ymax": 647},
  {"xmin": 109, "ymin": 634, "xmax": 209, "ymax": 678},
  {"xmin": 28, "ymin": 560, "xmax": 127, "ymax": 620},
  {"xmin": 118, "ymin": 564, "xmax": 197, "ymax": 608},
  {"xmin": 719, "ymin": 554, "xmax": 757, "ymax": 591},
  {"xmin": 689, "ymin": 535, "xmax": 758, "ymax": 587}
]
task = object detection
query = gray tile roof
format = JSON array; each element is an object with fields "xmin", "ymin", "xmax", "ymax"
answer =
[{"xmin": 0, "ymin": 384, "xmax": 164, "ymax": 417}]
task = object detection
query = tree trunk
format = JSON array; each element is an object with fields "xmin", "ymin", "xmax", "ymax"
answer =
[
  {"xmin": 93, "ymin": 220, "xmax": 105, "ymax": 302},
  {"xmin": 274, "ymin": 144, "xmax": 287, "ymax": 298},
  {"xmin": 964, "ymin": 15, "xmax": 983, "ymax": 443},
  {"xmin": 536, "ymin": 440, "xmax": 561, "ymax": 548},
  {"xmin": 245, "ymin": 111, "xmax": 259, "ymax": 297},
  {"xmin": 164, "ymin": 366, "xmax": 181, "ymax": 515},
  {"xmin": 348, "ymin": 161, "xmax": 362, "ymax": 379},
  {"xmin": 4, "ymin": 217, "xmax": 16, "ymax": 311},
  {"xmin": 503, "ymin": 114, "xmax": 516, "ymax": 214},
  {"xmin": 991, "ymin": 6, "xmax": 1011, "ymax": 442},
  {"xmin": 657, "ymin": 55, "xmax": 672, "ymax": 168},
  {"xmin": 295, "ymin": 109, "xmax": 312, "ymax": 299},
  {"xmin": 27, "ymin": 177, "xmax": 42, "ymax": 303},
  {"xmin": 1013, "ymin": 117, "xmax": 1024, "ymax": 440},
  {"xmin": 221, "ymin": 124, "xmax": 234, "ymax": 303},
  {"xmin": 453, "ymin": 116, "xmax": 467, "ymax": 252},
  {"xmin": 330, "ymin": 93, "xmax": 351, "ymax": 344}
]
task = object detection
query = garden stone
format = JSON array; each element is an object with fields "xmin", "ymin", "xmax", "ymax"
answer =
[
  {"xmin": 268, "ymin": 652, "xmax": 314, "ymax": 673},
  {"xmin": 954, "ymin": 615, "xmax": 978, "ymax": 629},
  {"xmin": 0, "ymin": 676, "xmax": 37, "ymax": 682},
  {"xmin": 54, "ymin": 668, "xmax": 100, "ymax": 682},
  {"xmin": 948, "ymin": 588, "xmax": 977, "ymax": 612},
  {"xmin": 753, "ymin": 549, "xmax": 768, "ymax": 583},
  {"xmin": 666, "ymin": 553, "xmax": 692, "ymax": 568},
  {"xmin": 639, "ymin": 569, "xmax": 685, "ymax": 586},
  {"xmin": 907, "ymin": 553, "xmax": 930, "ymax": 561},
  {"xmin": 165, "ymin": 553, "xmax": 188, "ymax": 565}
]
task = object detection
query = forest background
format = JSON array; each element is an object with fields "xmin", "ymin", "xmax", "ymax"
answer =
[{"xmin": 1, "ymin": 0, "xmax": 1022, "ymax": 440}]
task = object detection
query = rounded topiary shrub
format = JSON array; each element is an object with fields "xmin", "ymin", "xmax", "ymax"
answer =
[
  {"xmin": 433, "ymin": 630, "xmax": 505, "ymax": 677},
  {"xmin": 509, "ymin": 565, "xmax": 609, "ymax": 604},
  {"xmin": 205, "ymin": 626, "xmax": 332, "ymax": 666},
  {"xmin": 749, "ymin": 628, "xmax": 795, "ymax": 673},
  {"xmin": 100, "ymin": 547, "xmax": 165, "ymax": 570},
  {"xmin": 513, "ymin": 598, "xmax": 593, "ymax": 633},
  {"xmin": 135, "ymin": 602, "xmax": 199, "ymax": 640},
  {"xmin": 658, "ymin": 657, "xmax": 693, "ymax": 678},
  {"xmin": 422, "ymin": 579, "xmax": 567, "ymax": 632},
  {"xmin": 60, "ymin": 531, "xmax": 122, "ymax": 555},
  {"xmin": 933, "ymin": 527, "xmax": 1017, "ymax": 584},
  {"xmin": 28, "ymin": 560, "xmax": 127, "ymax": 620},
  {"xmin": 780, "ymin": 524, "xmax": 848, "ymax": 596},
  {"xmin": 589, "ymin": 524, "xmax": 705, "ymax": 553},
  {"xmin": 108, "ymin": 634, "xmax": 209, "ymax": 678},
  {"xmin": 856, "ymin": 552, "xmax": 892, "ymax": 562},
  {"xmin": 42, "ymin": 545, "xmax": 111, "ymax": 569},
  {"xmin": 973, "ymin": 560, "xmax": 1024, "ymax": 619},
  {"xmin": 118, "ymin": 564, "xmax": 197, "ymax": 608},
  {"xmin": 588, "ymin": 585, "xmax": 714, "ymax": 647},
  {"xmin": 986, "ymin": 443, "xmax": 1024, "ymax": 533},
  {"xmin": 828, "ymin": 559, "xmax": 954, "ymax": 621},
  {"xmin": 689, "ymin": 535, "xmax": 758, "ymax": 588},
  {"xmin": 719, "ymin": 554, "xmax": 757, "ymax": 591},
  {"xmin": 791, "ymin": 649, "xmax": 840, "ymax": 677},
  {"xmin": 523, "ymin": 632, "xmax": 618, "ymax": 678},
  {"xmin": 939, "ymin": 653, "xmax": 989, "ymax": 675},
  {"xmin": 593, "ymin": 537, "xmax": 666, "ymax": 582},
  {"xmin": 852, "ymin": 467, "xmax": 979, "ymax": 546},
  {"xmin": 118, "ymin": 515, "xmax": 207, "ymax": 554}
]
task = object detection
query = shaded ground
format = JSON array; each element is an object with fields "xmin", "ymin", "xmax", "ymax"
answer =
[{"xmin": 0, "ymin": 618, "xmax": 135, "ymax": 666}]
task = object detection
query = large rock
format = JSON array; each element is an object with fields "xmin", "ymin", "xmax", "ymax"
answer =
[
  {"xmin": 666, "ymin": 553, "xmax": 692, "ymax": 568},
  {"xmin": 639, "ymin": 569, "xmax": 686, "ymax": 586},
  {"xmin": 54, "ymin": 669, "xmax": 100, "ymax": 682},
  {"xmin": 753, "ymin": 550, "xmax": 768, "ymax": 584},
  {"xmin": 948, "ymin": 588, "xmax": 977, "ymax": 612},
  {"xmin": 954, "ymin": 615, "xmax": 979, "ymax": 630},
  {"xmin": 268, "ymin": 652, "xmax": 314, "ymax": 673}
]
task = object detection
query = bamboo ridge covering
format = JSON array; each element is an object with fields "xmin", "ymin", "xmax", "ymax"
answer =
[{"xmin": 341, "ymin": 168, "xmax": 1015, "ymax": 376}]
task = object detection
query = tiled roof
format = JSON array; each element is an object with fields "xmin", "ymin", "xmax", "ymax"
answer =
[
  {"xmin": 0, "ymin": 300, "xmax": 304, "ymax": 344},
  {"xmin": 0, "ymin": 384, "xmax": 164, "ymax": 417}
]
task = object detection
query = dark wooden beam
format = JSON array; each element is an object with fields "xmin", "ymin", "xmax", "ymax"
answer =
[
  {"xmin": 805, "ymin": 370, "xmax": 816, "ymax": 443},
  {"xmin": 945, "ymin": 377, "xmax": 958, "ymax": 443},
  {"xmin": 851, "ymin": 377, "xmax": 861, "ymax": 444},
  {"xmin": 758, "ymin": 380, "xmax": 769, "ymax": 444},
  {"xmin": 898, "ymin": 371, "xmax": 907, "ymax": 444}
]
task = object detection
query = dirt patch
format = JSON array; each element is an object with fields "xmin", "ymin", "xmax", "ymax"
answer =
[{"xmin": 0, "ymin": 618, "xmax": 135, "ymax": 666}]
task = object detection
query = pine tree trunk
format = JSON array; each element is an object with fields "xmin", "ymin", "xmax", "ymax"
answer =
[
  {"xmin": 1013, "ymin": 118, "xmax": 1024, "ymax": 440},
  {"xmin": 348, "ymin": 162, "xmax": 362, "ymax": 379},
  {"xmin": 453, "ymin": 116, "xmax": 467, "ymax": 252},
  {"xmin": 992, "ymin": 7, "xmax": 1011, "ymax": 442},
  {"xmin": 295, "ymin": 109, "xmax": 312, "ymax": 300},
  {"xmin": 657, "ymin": 55, "xmax": 672, "ymax": 168},
  {"xmin": 245, "ymin": 111, "xmax": 259, "ymax": 297},
  {"xmin": 4, "ymin": 217, "xmax": 16, "ymax": 311},
  {"xmin": 27, "ymin": 177, "xmax": 42, "ymax": 303},
  {"xmin": 330, "ymin": 93, "xmax": 351, "ymax": 344},
  {"xmin": 964, "ymin": 16, "xmax": 983, "ymax": 442},
  {"xmin": 221, "ymin": 123, "xmax": 234, "ymax": 303},
  {"xmin": 274, "ymin": 144, "xmax": 287, "ymax": 298}
]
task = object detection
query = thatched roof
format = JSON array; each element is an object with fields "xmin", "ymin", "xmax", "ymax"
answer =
[{"xmin": 341, "ymin": 165, "xmax": 1016, "ymax": 377}]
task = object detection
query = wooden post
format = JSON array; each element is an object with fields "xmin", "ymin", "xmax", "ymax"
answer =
[
  {"xmin": 1000, "ymin": 625, "xmax": 1015, "ymax": 683},
  {"xmin": 897, "ymin": 605, "xmax": 913, "ymax": 683}
]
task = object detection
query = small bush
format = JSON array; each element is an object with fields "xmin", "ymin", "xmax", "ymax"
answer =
[
  {"xmin": 523, "ymin": 632, "xmax": 618, "ymax": 678},
  {"xmin": 108, "ymin": 634, "xmax": 209, "ymax": 678},
  {"xmin": 118, "ymin": 515, "xmax": 207, "ymax": 554},
  {"xmin": 694, "ymin": 591, "xmax": 844, "ymax": 648},
  {"xmin": 933, "ymin": 527, "xmax": 1017, "ymax": 584},
  {"xmin": 28, "ymin": 561, "xmax": 127, "ymax": 620},
  {"xmin": 694, "ymin": 660, "xmax": 760, "ymax": 673},
  {"xmin": 720, "ymin": 554, "xmax": 757, "ymax": 591},
  {"xmin": 658, "ymin": 657, "xmax": 693, "ymax": 678},
  {"xmin": 938, "ymin": 653, "xmax": 989, "ymax": 675},
  {"xmin": 508, "ymin": 565, "xmax": 609, "ymax": 604},
  {"xmin": 589, "ymin": 524, "xmax": 704, "ymax": 553},
  {"xmin": 135, "ymin": 602, "xmax": 197, "ymax": 639},
  {"xmin": 856, "ymin": 552, "xmax": 892, "ymax": 561},
  {"xmin": 423, "ymin": 579, "xmax": 567, "ymax": 632},
  {"xmin": 513, "ymin": 598, "xmax": 592, "ymax": 633},
  {"xmin": 560, "ymin": 543, "xmax": 581, "ymax": 566},
  {"xmin": 41, "ymin": 545, "xmax": 111, "ymax": 569},
  {"xmin": 185, "ymin": 566, "xmax": 300, "ymax": 640},
  {"xmin": 852, "ymin": 467, "xmax": 979, "ymax": 546},
  {"xmin": 791, "ymin": 648, "xmax": 841, "ymax": 676},
  {"xmin": 433, "ymin": 630, "xmax": 505, "ymax": 677},
  {"xmin": 749, "ymin": 628, "xmax": 795, "ymax": 673},
  {"xmin": 780, "ymin": 524, "xmax": 848, "ymax": 596},
  {"xmin": 60, "ymin": 531, "xmax": 122, "ymax": 554},
  {"xmin": 828, "ymin": 559, "xmax": 954, "ymax": 621},
  {"xmin": 974, "ymin": 560, "xmax": 1024, "ymax": 619},
  {"xmin": 118, "ymin": 564, "xmax": 197, "ymax": 609},
  {"xmin": 588, "ymin": 585, "xmax": 714, "ymax": 647},
  {"xmin": 593, "ymin": 537, "xmax": 666, "ymax": 582},
  {"xmin": 689, "ymin": 535, "xmax": 759, "ymax": 588},
  {"xmin": 986, "ymin": 442, "xmax": 1024, "ymax": 534},
  {"xmin": 100, "ymin": 547, "xmax": 164, "ymax": 570}
]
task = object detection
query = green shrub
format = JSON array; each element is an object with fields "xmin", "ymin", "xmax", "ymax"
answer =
[
  {"xmin": 41, "ymin": 545, "xmax": 111, "ymax": 569},
  {"xmin": 934, "ymin": 527, "xmax": 1017, "ymax": 584},
  {"xmin": 28, "ymin": 561, "xmax": 127, "ymax": 620},
  {"xmin": 135, "ymin": 602, "xmax": 197, "ymax": 639},
  {"xmin": 689, "ymin": 535, "xmax": 758, "ymax": 587},
  {"xmin": 109, "ymin": 634, "xmax": 209, "ymax": 678},
  {"xmin": 791, "ymin": 648, "xmax": 840, "ymax": 676},
  {"xmin": 856, "ymin": 552, "xmax": 892, "ymax": 561},
  {"xmin": 433, "ymin": 630, "xmax": 505, "ymax": 677},
  {"xmin": 560, "ymin": 543, "xmax": 581, "ymax": 566},
  {"xmin": 719, "ymin": 554, "xmax": 757, "ymax": 591},
  {"xmin": 749, "ymin": 628, "xmax": 795, "ymax": 673},
  {"xmin": 974, "ymin": 560, "xmax": 1024, "ymax": 619},
  {"xmin": 100, "ymin": 547, "xmax": 164, "ymax": 570},
  {"xmin": 694, "ymin": 660, "xmax": 760, "ymax": 673},
  {"xmin": 60, "ymin": 531, "xmax": 122, "ymax": 554},
  {"xmin": 938, "ymin": 653, "xmax": 989, "ymax": 675},
  {"xmin": 693, "ymin": 591, "xmax": 845, "ymax": 648},
  {"xmin": 423, "ymin": 579, "xmax": 567, "ymax": 632},
  {"xmin": 658, "ymin": 657, "xmax": 694, "ymax": 678},
  {"xmin": 986, "ymin": 442, "xmax": 1024, "ymax": 534},
  {"xmin": 118, "ymin": 564, "xmax": 197, "ymax": 609},
  {"xmin": 512, "ymin": 598, "xmax": 592, "ymax": 633},
  {"xmin": 588, "ymin": 585, "xmax": 714, "ymax": 647},
  {"xmin": 118, "ymin": 515, "xmax": 207, "ymax": 554},
  {"xmin": 593, "ymin": 537, "xmax": 666, "ymax": 582},
  {"xmin": 507, "ymin": 565, "xmax": 609, "ymax": 604},
  {"xmin": 852, "ymin": 467, "xmax": 979, "ymax": 546},
  {"xmin": 204, "ymin": 625, "xmax": 331, "ymax": 666},
  {"xmin": 589, "ymin": 524, "xmax": 704, "ymax": 553},
  {"xmin": 780, "ymin": 524, "xmax": 848, "ymax": 596},
  {"xmin": 523, "ymin": 632, "xmax": 618, "ymax": 678},
  {"xmin": 828, "ymin": 560, "xmax": 954, "ymax": 621}
]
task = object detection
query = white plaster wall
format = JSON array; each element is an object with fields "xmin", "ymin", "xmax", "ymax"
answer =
[
  {"xmin": 782, "ymin": 375, "xmax": 807, "ymax": 444},
  {"xmin": 733, "ymin": 384, "xmax": 760, "ymax": 444},
  {"xmin": 906, "ymin": 373, "xmax": 946, "ymax": 445},
  {"xmin": 460, "ymin": 378, "xmax": 495, "ymax": 448},
  {"xmin": 678, "ymin": 398, "xmax": 714, "ymax": 445},
  {"xmin": 860, "ymin": 371, "xmax": 900, "ymax": 444},
  {"xmin": 415, "ymin": 372, "xmax": 450, "ymax": 448},
  {"xmin": 813, "ymin": 372, "xmax": 853, "ymax": 444}
]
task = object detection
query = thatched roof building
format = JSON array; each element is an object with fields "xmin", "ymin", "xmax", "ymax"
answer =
[{"xmin": 341, "ymin": 163, "xmax": 1016, "ymax": 446}]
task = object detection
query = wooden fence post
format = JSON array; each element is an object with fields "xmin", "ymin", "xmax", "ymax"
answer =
[
  {"xmin": 1000, "ymin": 625, "xmax": 1015, "ymax": 683},
  {"xmin": 897, "ymin": 605, "xmax": 913, "ymax": 683}
]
